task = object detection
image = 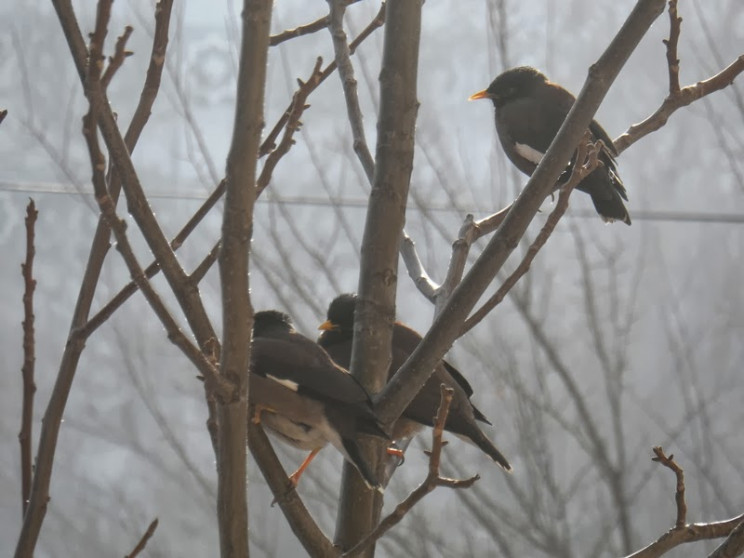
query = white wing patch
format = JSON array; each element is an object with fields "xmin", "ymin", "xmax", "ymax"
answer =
[
  {"xmin": 514, "ymin": 142, "xmax": 544, "ymax": 165},
  {"xmin": 267, "ymin": 374, "xmax": 299, "ymax": 392}
]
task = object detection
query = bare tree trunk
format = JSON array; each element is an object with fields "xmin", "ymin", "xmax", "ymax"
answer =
[
  {"xmin": 334, "ymin": 0, "xmax": 423, "ymax": 554},
  {"xmin": 217, "ymin": 0, "xmax": 273, "ymax": 556}
]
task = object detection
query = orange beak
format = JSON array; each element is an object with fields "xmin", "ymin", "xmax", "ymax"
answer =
[
  {"xmin": 468, "ymin": 89, "xmax": 490, "ymax": 101},
  {"xmin": 318, "ymin": 320, "xmax": 336, "ymax": 331}
]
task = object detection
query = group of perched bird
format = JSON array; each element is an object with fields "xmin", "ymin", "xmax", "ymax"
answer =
[
  {"xmin": 249, "ymin": 66, "xmax": 631, "ymax": 491},
  {"xmin": 251, "ymin": 294, "xmax": 511, "ymax": 491}
]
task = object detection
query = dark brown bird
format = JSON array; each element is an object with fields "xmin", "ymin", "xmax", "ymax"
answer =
[
  {"xmin": 470, "ymin": 66, "xmax": 630, "ymax": 225},
  {"xmin": 318, "ymin": 294, "xmax": 511, "ymax": 471},
  {"xmin": 250, "ymin": 310, "xmax": 388, "ymax": 490}
]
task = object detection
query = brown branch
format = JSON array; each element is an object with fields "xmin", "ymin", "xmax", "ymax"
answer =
[
  {"xmin": 14, "ymin": 1, "xmax": 114, "ymax": 552},
  {"xmin": 216, "ymin": 0, "xmax": 272, "ymax": 554},
  {"xmin": 429, "ymin": 203, "xmax": 512, "ymax": 315},
  {"xmin": 707, "ymin": 518, "xmax": 744, "ymax": 558},
  {"xmin": 124, "ymin": 518, "xmax": 159, "ymax": 558},
  {"xmin": 267, "ymin": 0, "xmax": 366, "ymax": 46},
  {"xmin": 614, "ymin": 1, "xmax": 744, "ymax": 153},
  {"xmin": 0, "ymin": 109, "xmax": 7, "ymax": 126},
  {"xmin": 335, "ymin": 0, "xmax": 422, "ymax": 552},
  {"xmin": 247, "ymin": 425, "xmax": 338, "ymax": 557},
  {"xmin": 81, "ymin": 180, "xmax": 226, "ymax": 337},
  {"xmin": 663, "ymin": 0, "xmax": 681, "ymax": 94},
  {"xmin": 627, "ymin": 514, "xmax": 744, "ymax": 558},
  {"xmin": 257, "ymin": 58, "xmax": 323, "ymax": 193},
  {"xmin": 652, "ymin": 446, "xmax": 686, "ymax": 529},
  {"xmin": 83, "ymin": 3, "xmax": 387, "ymax": 337},
  {"xmin": 81, "ymin": 19, "xmax": 230, "ymax": 401},
  {"xmin": 344, "ymin": 386, "xmax": 479, "ymax": 557},
  {"xmin": 328, "ymin": 0, "xmax": 375, "ymax": 181},
  {"xmin": 19, "ymin": 200, "xmax": 38, "ymax": 517},
  {"xmin": 16, "ymin": 2, "xmax": 176, "ymax": 554},
  {"xmin": 82, "ymin": 7, "xmax": 388, "ymax": 338},
  {"xmin": 259, "ymin": 2, "xmax": 385, "ymax": 158},
  {"xmin": 101, "ymin": 25, "xmax": 133, "ymax": 89},
  {"xmin": 626, "ymin": 448, "xmax": 744, "ymax": 558},
  {"xmin": 461, "ymin": 135, "xmax": 599, "ymax": 336},
  {"xmin": 85, "ymin": 5, "xmax": 387, "ymax": 335},
  {"xmin": 190, "ymin": 240, "xmax": 221, "ymax": 285},
  {"xmin": 376, "ymin": 0, "xmax": 665, "ymax": 432},
  {"xmin": 270, "ymin": 15, "xmax": 328, "ymax": 46}
]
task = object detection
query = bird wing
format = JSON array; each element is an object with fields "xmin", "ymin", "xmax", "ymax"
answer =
[
  {"xmin": 251, "ymin": 335, "xmax": 371, "ymax": 407},
  {"xmin": 392, "ymin": 323, "xmax": 478, "ymax": 397}
]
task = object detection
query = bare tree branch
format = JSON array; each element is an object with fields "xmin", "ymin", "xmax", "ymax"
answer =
[
  {"xmin": 216, "ymin": 0, "xmax": 273, "ymax": 554},
  {"xmin": 461, "ymin": 135, "xmax": 599, "ymax": 335},
  {"xmin": 627, "ymin": 514, "xmax": 744, "ymax": 558},
  {"xmin": 625, "ymin": 448, "xmax": 744, "ymax": 558},
  {"xmin": 270, "ymin": 15, "xmax": 329, "ymax": 47},
  {"xmin": 19, "ymin": 199, "xmax": 38, "ymax": 518},
  {"xmin": 334, "ymin": 0, "xmax": 422, "ymax": 553},
  {"xmin": 247, "ymin": 425, "xmax": 338, "ymax": 557},
  {"xmin": 101, "ymin": 25, "xmax": 133, "ymax": 89},
  {"xmin": 652, "ymin": 446, "xmax": 686, "ymax": 529},
  {"xmin": 375, "ymin": 0, "xmax": 666, "ymax": 428},
  {"xmin": 614, "ymin": 0, "xmax": 744, "ymax": 153},
  {"xmin": 327, "ymin": 0, "xmax": 376, "ymax": 181},
  {"xmin": 343, "ymin": 386, "xmax": 479, "ymax": 557},
  {"xmin": 124, "ymin": 518, "xmax": 159, "ymax": 558},
  {"xmin": 707, "ymin": 519, "xmax": 744, "ymax": 558},
  {"xmin": 85, "ymin": 6, "xmax": 387, "ymax": 337},
  {"xmin": 15, "ymin": 2, "xmax": 175, "ymax": 554}
]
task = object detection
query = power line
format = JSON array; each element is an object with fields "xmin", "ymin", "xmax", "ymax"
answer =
[{"xmin": 2, "ymin": 180, "xmax": 744, "ymax": 224}]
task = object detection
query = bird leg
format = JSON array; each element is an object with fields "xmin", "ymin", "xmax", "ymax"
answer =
[
  {"xmin": 386, "ymin": 446, "xmax": 405, "ymax": 460},
  {"xmin": 251, "ymin": 404, "xmax": 276, "ymax": 424},
  {"xmin": 288, "ymin": 448, "xmax": 321, "ymax": 487}
]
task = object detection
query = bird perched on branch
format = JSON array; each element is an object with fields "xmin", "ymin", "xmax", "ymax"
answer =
[
  {"xmin": 470, "ymin": 66, "xmax": 631, "ymax": 225},
  {"xmin": 318, "ymin": 294, "xmax": 511, "ymax": 472},
  {"xmin": 250, "ymin": 310, "xmax": 388, "ymax": 491}
]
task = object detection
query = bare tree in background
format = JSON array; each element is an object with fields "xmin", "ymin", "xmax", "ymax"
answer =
[{"xmin": 7, "ymin": 0, "xmax": 744, "ymax": 556}]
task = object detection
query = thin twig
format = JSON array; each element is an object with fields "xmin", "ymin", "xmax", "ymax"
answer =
[
  {"xmin": 16, "ymin": 2, "xmax": 176, "ymax": 553},
  {"xmin": 85, "ymin": 5, "xmax": 388, "ymax": 336},
  {"xmin": 82, "ymin": 180, "xmax": 226, "ymax": 337},
  {"xmin": 461, "ymin": 135, "xmax": 599, "ymax": 336},
  {"xmin": 19, "ymin": 199, "xmax": 38, "ymax": 517},
  {"xmin": 663, "ymin": 0, "xmax": 681, "ymax": 94},
  {"xmin": 124, "ymin": 518, "xmax": 159, "ymax": 558},
  {"xmin": 82, "ymin": 5, "xmax": 230, "ymax": 399},
  {"xmin": 652, "ymin": 446, "xmax": 686, "ymax": 529},
  {"xmin": 270, "ymin": 15, "xmax": 329, "ymax": 46},
  {"xmin": 327, "ymin": 0, "xmax": 376, "ymax": 181},
  {"xmin": 260, "ymin": 2, "xmax": 386, "ymax": 157},
  {"xmin": 400, "ymin": 231, "xmax": 439, "ymax": 302},
  {"xmin": 614, "ymin": 0, "xmax": 744, "ymax": 153},
  {"xmin": 257, "ymin": 58, "xmax": 324, "ymax": 193},
  {"xmin": 344, "ymin": 386, "xmax": 479, "ymax": 557},
  {"xmin": 101, "ymin": 25, "xmax": 133, "ymax": 89}
]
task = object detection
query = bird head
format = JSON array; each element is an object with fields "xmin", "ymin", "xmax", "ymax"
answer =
[
  {"xmin": 253, "ymin": 310, "xmax": 294, "ymax": 338},
  {"xmin": 318, "ymin": 293, "xmax": 357, "ymax": 333},
  {"xmin": 469, "ymin": 66, "xmax": 548, "ymax": 108}
]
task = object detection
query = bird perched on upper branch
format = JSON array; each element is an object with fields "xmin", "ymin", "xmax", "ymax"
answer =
[
  {"xmin": 469, "ymin": 66, "xmax": 631, "ymax": 225},
  {"xmin": 318, "ymin": 294, "xmax": 511, "ymax": 472},
  {"xmin": 250, "ymin": 310, "xmax": 388, "ymax": 491}
]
